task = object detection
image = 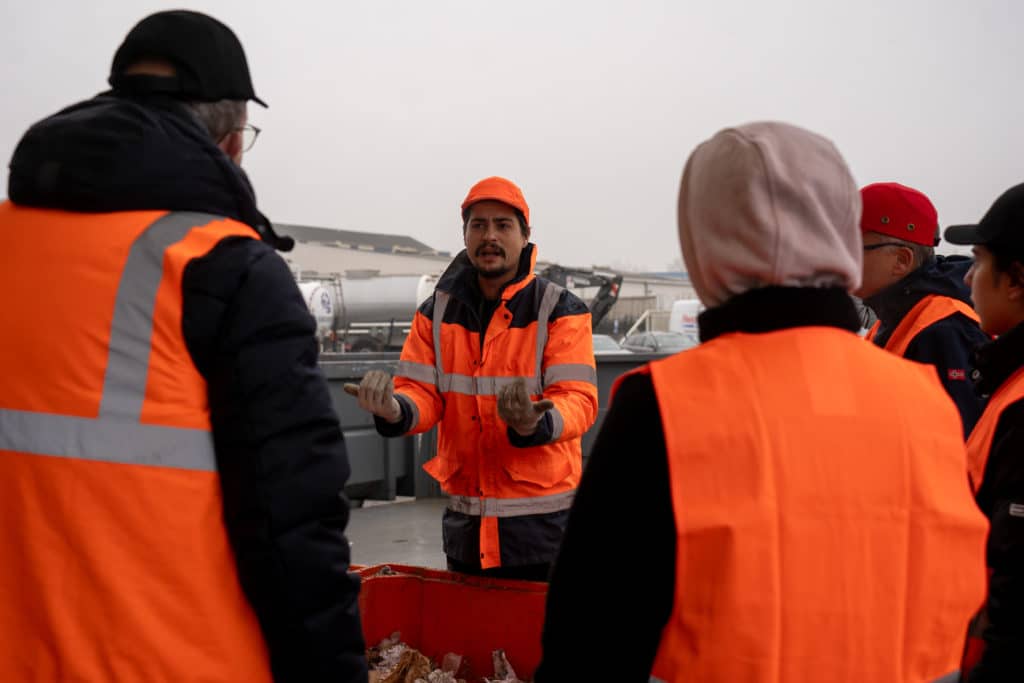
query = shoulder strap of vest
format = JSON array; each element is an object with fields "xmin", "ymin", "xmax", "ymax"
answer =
[
  {"xmin": 865, "ymin": 320, "xmax": 881, "ymax": 342},
  {"xmin": 885, "ymin": 294, "xmax": 979, "ymax": 357}
]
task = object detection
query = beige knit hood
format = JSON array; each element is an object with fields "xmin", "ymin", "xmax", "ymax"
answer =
[{"xmin": 678, "ymin": 121, "xmax": 863, "ymax": 308}]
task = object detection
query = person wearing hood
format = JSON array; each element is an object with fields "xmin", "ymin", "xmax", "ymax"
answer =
[
  {"xmin": 348, "ymin": 176, "xmax": 598, "ymax": 581},
  {"xmin": 941, "ymin": 184, "xmax": 1024, "ymax": 682},
  {"xmin": 535, "ymin": 122, "xmax": 987, "ymax": 682},
  {"xmin": 0, "ymin": 11, "xmax": 366, "ymax": 682},
  {"xmin": 857, "ymin": 182, "xmax": 988, "ymax": 436}
]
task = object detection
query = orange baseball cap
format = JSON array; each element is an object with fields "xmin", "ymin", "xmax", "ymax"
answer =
[
  {"xmin": 461, "ymin": 176, "xmax": 530, "ymax": 225},
  {"xmin": 860, "ymin": 182, "xmax": 940, "ymax": 247}
]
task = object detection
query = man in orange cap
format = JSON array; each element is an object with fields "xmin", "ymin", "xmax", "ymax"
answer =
[
  {"xmin": 349, "ymin": 177, "xmax": 598, "ymax": 580},
  {"xmin": 857, "ymin": 182, "xmax": 988, "ymax": 436}
]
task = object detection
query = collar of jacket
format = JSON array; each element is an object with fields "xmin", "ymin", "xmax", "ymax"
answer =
[
  {"xmin": 698, "ymin": 286, "xmax": 861, "ymax": 343},
  {"xmin": 973, "ymin": 321, "xmax": 1024, "ymax": 397},
  {"xmin": 864, "ymin": 255, "xmax": 974, "ymax": 344},
  {"xmin": 7, "ymin": 93, "xmax": 293, "ymax": 251},
  {"xmin": 436, "ymin": 242, "xmax": 538, "ymax": 305}
]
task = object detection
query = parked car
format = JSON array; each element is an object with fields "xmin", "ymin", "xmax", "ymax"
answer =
[
  {"xmin": 620, "ymin": 331, "xmax": 695, "ymax": 354},
  {"xmin": 592, "ymin": 333, "xmax": 631, "ymax": 356}
]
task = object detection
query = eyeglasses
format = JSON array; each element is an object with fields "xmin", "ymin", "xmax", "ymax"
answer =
[
  {"xmin": 863, "ymin": 242, "xmax": 907, "ymax": 251},
  {"xmin": 237, "ymin": 123, "xmax": 261, "ymax": 152}
]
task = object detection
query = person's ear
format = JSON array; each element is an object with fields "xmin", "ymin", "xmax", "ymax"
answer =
[
  {"xmin": 1007, "ymin": 262, "xmax": 1024, "ymax": 301},
  {"xmin": 218, "ymin": 130, "xmax": 243, "ymax": 165},
  {"xmin": 892, "ymin": 246, "xmax": 915, "ymax": 277}
]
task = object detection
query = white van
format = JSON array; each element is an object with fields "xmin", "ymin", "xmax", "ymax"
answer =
[{"xmin": 668, "ymin": 299, "xmax": 704, "ymax": 347}]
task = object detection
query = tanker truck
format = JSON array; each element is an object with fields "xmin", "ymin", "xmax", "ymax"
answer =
[{"xmin": 297, "ymin": 273, "xmax": 438, "ymax": 352}]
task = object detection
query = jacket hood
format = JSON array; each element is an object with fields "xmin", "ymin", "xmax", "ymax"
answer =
[
  {"xmin": 678, "ymin": 121, "xmax": 862, "ymax": 308},
  {"xmin": 7, "ymin": 93, "xmax": 292, "ymax": 250}
]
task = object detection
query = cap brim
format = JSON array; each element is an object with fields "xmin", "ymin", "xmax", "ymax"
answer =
[
  {"xmin": 943, "ymin": 223, "xmax": 985, "ymax": 245},
  {"xmin": 251, "ymin": 95, "xmax": 268, "ymax": 108}
]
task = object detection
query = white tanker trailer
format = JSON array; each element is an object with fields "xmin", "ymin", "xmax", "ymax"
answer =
[{"xmin": 297, "ymin": 273, "xmax": 438, "ymax": 352}]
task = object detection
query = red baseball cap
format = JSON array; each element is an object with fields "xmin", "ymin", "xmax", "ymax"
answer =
[
  {"xmin": 461, "ymin": 176, "xmax": 530, "ymax": 225},
  {"xmin": 859, "ymin": 182, "xmax": 940, "ymax": 247}
]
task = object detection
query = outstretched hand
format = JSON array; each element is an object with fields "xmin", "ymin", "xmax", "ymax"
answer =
[
  {"xmin": 343, "ymin": 370, "xmax": 403, "ymax": 424},
  {"xmin": 497, "ymin": 379, "xmax": 554, "ymax": 436}
]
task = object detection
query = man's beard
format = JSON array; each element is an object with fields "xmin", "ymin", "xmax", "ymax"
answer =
[
  {"xmin": 477, "ymin": 265, "xmax": 512, "ymax": 280},
  {"xmin": 474, "ymin": 245, "xmax": 511, "ymax": 279}
]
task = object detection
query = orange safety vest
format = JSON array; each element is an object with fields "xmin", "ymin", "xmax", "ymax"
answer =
[
  {"xmin": 396, "ymin": 247, "xmax": 598, "ymax": 568},
  {"xmin": 0, "ymin": 203, "xmax": 272, "ymax": 682},
  {"xmin": 958, "ymin": 367, "xmax": 1024, "ymax": 678},
  {"xmin": 640, "ymin": 327, "xmax": 987, "ymax": 683},
  {"xmin": 866, "ymin": 294, "xmax": 980, "ymax": 356}
]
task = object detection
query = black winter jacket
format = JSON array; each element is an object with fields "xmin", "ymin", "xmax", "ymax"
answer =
[
  {"xmin": 965, "ymin": 322, "xmax": 1024, "ymax": 683},
  {"xmin": 865, "ymin": 256, "xmax": 989, "ymax": 436},
  {"xmin": 8, "ymin": 94, "xmax": 366, "ymax": 682}
]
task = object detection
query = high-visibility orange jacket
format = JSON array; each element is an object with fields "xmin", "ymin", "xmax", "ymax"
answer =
[
  {"xmin": 387, "ymin": 244, "xmax": 598, "ymax": 569},
  {"xmin": 645, "ymin": 326, "xmax": 987, "ymax": 682},
  {"xmin": 0, "ymin": 205, "xmax": 273, "ymax": 682}
]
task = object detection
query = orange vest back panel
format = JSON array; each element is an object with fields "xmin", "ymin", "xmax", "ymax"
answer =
[
  {"xmin": 648, "ymin": 327, "xmax": 987, "ymax": 683},
  {"xmin": 0, "ymin": 203, "xmax": 272, "ymax": 682}
]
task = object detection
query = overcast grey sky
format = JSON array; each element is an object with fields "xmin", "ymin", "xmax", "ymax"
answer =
[{"xmin": 2, "ymin": 1, "xmax": 1020, "ymax": 270}]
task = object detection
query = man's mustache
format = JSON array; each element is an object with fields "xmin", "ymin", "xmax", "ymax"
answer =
[{"xmin": 476, "ymin": 245, "xmax": 505, "ymax": 257}]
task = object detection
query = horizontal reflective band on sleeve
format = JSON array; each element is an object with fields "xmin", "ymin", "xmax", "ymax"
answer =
[
  {"xmin": 396, "ymin": 360, "xmax": 437, "ymax": 385},
  {"xmin": 436, "ymin": 374, "xmax": 542, "ymax": 396},
  {"xmin": 0, "ymin": 408, "xmax": 216, "ymax": 472},
  {"xmin": 543, "ymin": 363, "xmax": 597, "ymax": 387},
  {"xmin": 447, "ymin": 489, "xmax": 576, "ymax": 517}
]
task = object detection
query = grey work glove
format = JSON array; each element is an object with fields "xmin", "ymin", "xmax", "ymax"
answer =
[
  {"xmin": 343, "ymin": 370, "xmax": 403, "ymax": 424},
  {"xmin": 497, "ymin": 379, "xmax": 555, "ymax": 436}
]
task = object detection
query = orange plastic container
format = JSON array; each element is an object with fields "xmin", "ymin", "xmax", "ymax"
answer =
[{"xmin": 355, "ymin": 564, "xmax": 548, "ymax": 680}]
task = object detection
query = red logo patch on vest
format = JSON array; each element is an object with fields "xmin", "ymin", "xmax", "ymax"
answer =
[{"xmin": 948, "ymin": 368, "xmax": 967, "ymax": 381}]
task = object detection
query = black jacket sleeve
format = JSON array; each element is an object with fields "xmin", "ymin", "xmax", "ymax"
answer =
[
  {"xmin": 182, "ymin": 237, "xmax": 367, "ymax": 683},
  {"xmin": 903, "ymin": 313, "xmax": 988, "ymax": 437},
  {"xmin": 969, "ymin": 398, "xmax": 1024, "ymax": 682},
  {"xmin": 535, "ymin": 372, "xmax": 675, "ymax": 682}
]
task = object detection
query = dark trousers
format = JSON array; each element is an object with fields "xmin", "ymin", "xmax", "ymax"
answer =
[{"xmin": 446, "ymin": 556, "xmax": 551, "ymax": 582}]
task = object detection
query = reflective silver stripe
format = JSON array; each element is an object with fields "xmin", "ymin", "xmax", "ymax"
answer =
[
  {"xmin": 534, "ymin": 282, "xmax": 565, "ymax": 378},
  {"xmin": 447, "ymin": 489, "xmax": 575, "ymax": 517},
  {"xmin": 437, "ymin": 373, "xmax": 542, "ymax": 396},
  {"xmin": 396, "ymin": 360, "xmax": 436, "ymax": 385},
  {"xmin": 649, "ymin": 677, "xmax": 667, "ymax": 683},
  {"xmin": 543, "ymin": 363, "xmax": 597, "ymax": 387},
  {"xmin": 432, "ymin": 291, "xmax": 450, "ymax": 379},
  {"xmin": 549, "ymin": 407, "xmax": 565, "ymax": 441},
  {"xmin": 9, "ymin": 211, "xmax": 224, "ymax": 471},
  {"xmin": 0, "ymin": 408, "xmax": 216, "ymax": 471},
  {"xmin": 100, "ymin": 211, "xmax": 221, "ymax": 419}
]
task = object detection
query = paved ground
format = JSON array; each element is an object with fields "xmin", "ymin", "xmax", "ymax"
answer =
[{"xmin": 347, "ymin": 497, "xmax": 447, "ymax": 568}]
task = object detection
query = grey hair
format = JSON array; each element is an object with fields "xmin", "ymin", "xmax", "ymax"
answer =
[{"xmin": 186, "ymin": 100, "xmax": 246, "ymax": 142}]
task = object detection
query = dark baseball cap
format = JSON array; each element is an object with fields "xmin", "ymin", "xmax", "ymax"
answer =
[
  {"xmin": 945, "ymin": 183, "xmax": 1024, "ymax": 253},
  {"xmin": 109, "ymin": 10, "xmax": 266, "ymax": 107}
]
